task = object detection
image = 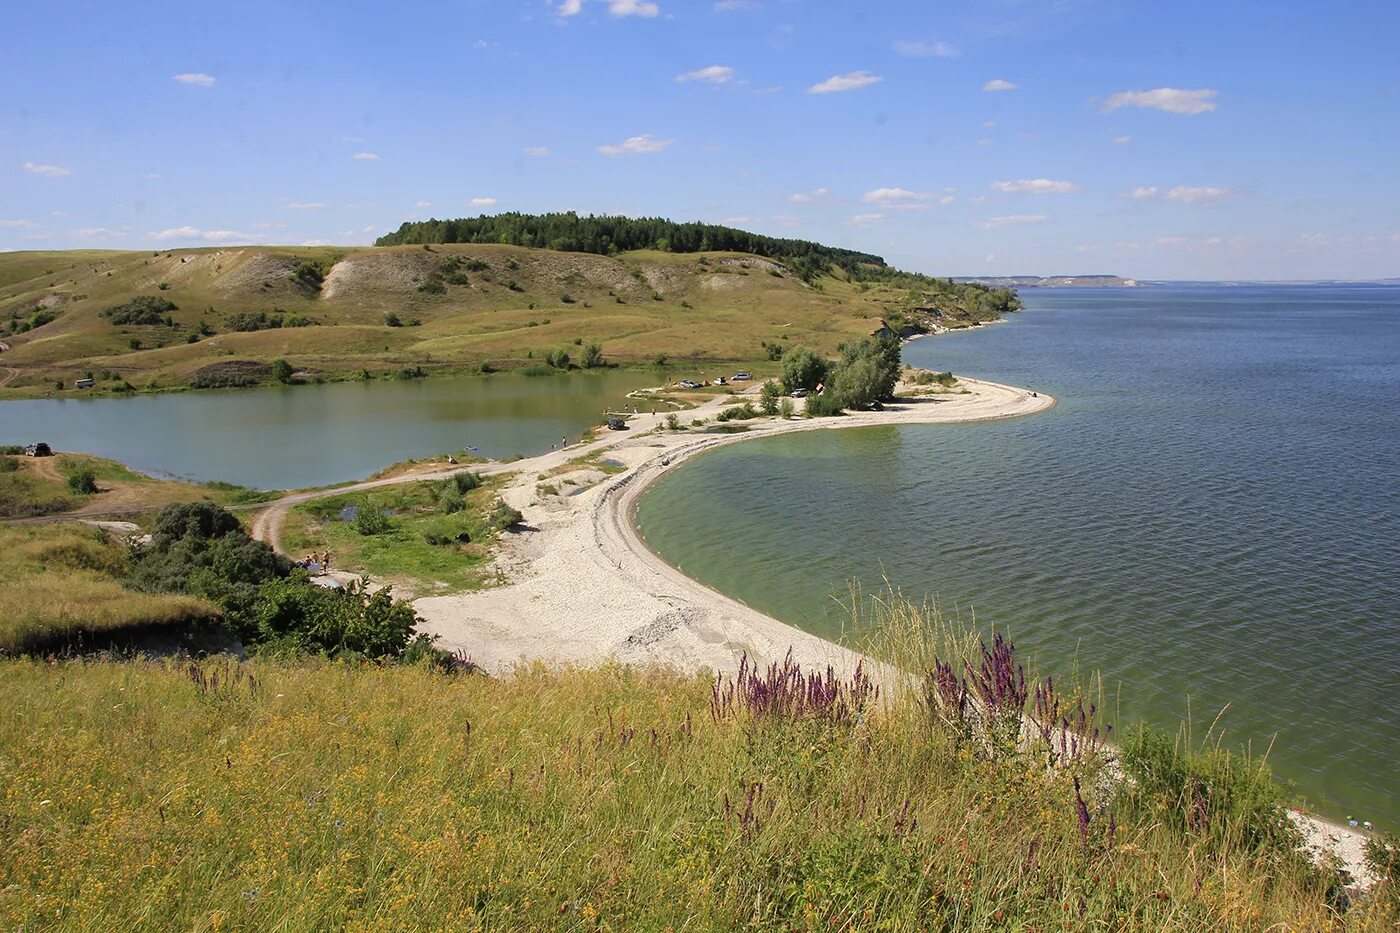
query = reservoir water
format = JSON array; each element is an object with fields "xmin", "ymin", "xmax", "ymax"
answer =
[
  {"xmin": 636, "ymin": 285, "xmax": 1400, "ymax": 827},
  {"xmin": 0, "ymin": 370, "xmax": 648, "ymax": 490}
]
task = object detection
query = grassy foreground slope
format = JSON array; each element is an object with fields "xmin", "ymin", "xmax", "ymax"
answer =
[
  {"xmin": 0, "ymin": 225, "xmax": 1013, "ymax": 397},
  {"xmin": 1, "ymin": 650, "xmax": 1390, "ymax": 930}
]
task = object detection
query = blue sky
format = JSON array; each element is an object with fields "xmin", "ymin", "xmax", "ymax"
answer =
[{"xmin": 4, "ymin": 0, "xmax": 1399, "ymax": 279}]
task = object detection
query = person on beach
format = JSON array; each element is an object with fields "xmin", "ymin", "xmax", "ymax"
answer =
[
  {"xmin": 561, "ymin": 435, "xmax": 567, "ymax": 447},
  {"xmin": 322, "ymin": 551, "xmax": 332, "ymax": 573}
]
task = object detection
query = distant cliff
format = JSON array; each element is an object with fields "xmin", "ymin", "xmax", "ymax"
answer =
[{"xmin": 955, "ymin": 274, "xmax": 1139, "ymax": 288}]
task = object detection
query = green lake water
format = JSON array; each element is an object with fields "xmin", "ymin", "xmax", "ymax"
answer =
[
  {"xmin": 636, "ymin": 285, "xmax": 1400, "ymax": 828},
  {"xmin": 0, "ymin": 371, "xmax": 651, "ymax": 489}
]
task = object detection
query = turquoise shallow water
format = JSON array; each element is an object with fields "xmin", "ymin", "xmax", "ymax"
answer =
[{"xmin": 636, "ymin": 285, "xmax": 1400, "ymax": 827}]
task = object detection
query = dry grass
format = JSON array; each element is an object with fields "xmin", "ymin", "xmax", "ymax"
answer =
[
  {"xmin": 0, "ymin": 524, "xmax": 216, "ymax": 652},
  {"xmin": 0, "ymin": 643, "xmax": 1388, "ymax": 930},
  {"xmin": 0, "ymin": 244, "xmax": 990, "ymax": 397}
]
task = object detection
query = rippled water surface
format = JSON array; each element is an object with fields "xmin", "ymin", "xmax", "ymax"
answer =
[{"xmin": 637, "ymin": 285, "xmax": 1400, "ymax": 826}]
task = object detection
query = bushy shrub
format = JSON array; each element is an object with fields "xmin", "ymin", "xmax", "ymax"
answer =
[
  {"xmin": 546, "ymin": 349, "xmax": 571, "ymax": 369},
  {"xmin": 104, "ymin": 296, "xmax": 177, "ymax": 326},
  {"xmin": 779, "ymin": 398, "xmax": 795, "ymax": 419},
  {"xmin": 804, "ymin": 390, "xmax": 845, "ymax": 418},
  {"xmin": 65, "ymin": 468, "xmax": 98, "ymax": 495},
  {"xmin": 580, "ymin": 343, "xmax": 604, "ymax": 368},
  {"xmin": 716, "ymin": 402, "xmax": 758, "ymax": 422},
  {"xmin": 489, "ymin": 499, "xmax": 523, "ymax": 530},
  {"xmin": 353, "ymin": 505, "xmax": 393, "ymax": 536},
  {"xmin": 758, "ymin": 381, "xmax": 780, "ymax": 415},
  {"xmin": 437, "ymin": 487, "xmax": 465, "ymax": 514},
  {"xmin": 253, "ymin": 577, "xmax": 419, "ymax": 658},
  {"xmin": 272, "ymin": 359, "xmax": 294, "ymax": 384},
  {"xmin": 225, "ymin": 310, "xmax": 283, "ymax": 332}
]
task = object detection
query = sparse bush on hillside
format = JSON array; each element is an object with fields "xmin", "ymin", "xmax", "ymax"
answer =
[
  {"xmin": 715, "ymin": 401, "xmax": 758, "ymax": 422},
  {"xmin": 293, "ymin": 260, "xmax": 327, "ymax": 289},
  {"xmin": 353, "ymin": 504, "xmax": 393, "ymax": 536},
  {"xmin": 580, "ymin": 343, "xmax": 605, "ymax": 368},
  {"xmin": 546, "ymin": 348, "xmax": 571, "ymax": 369},
  {"xmin": 758, "ymin": 380, "xmax": 780, "ymax": 415},
  {"xmin": 761, "ymin": 340, "xmax": 784, "ymax": 361},
  {"xmin": 65, "ymin": 467, "xmax": 98, "ymax": 495},
  {"xmin": 104, "ymin": 296, "xmax": 178, "ymax": 326},
  {"xmin": 384, "ymin": 312, "xmax": 403, "ymax": 327},
  {"xmin": 272, "ymin": 359, "xmax": 294, "ymax": 384},
  {"xmin": 225, "ymin": 310, "xmax": 284, "ymax": 332}
]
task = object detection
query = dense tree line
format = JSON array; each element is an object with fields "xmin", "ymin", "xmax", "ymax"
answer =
[{"xmin": 374, "ymin": 212, "xmax": 1020, "ymax": 309}]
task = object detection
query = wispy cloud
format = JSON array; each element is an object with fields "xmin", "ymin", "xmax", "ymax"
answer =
[
  {"xmin": 352, "ymin": 152, "xmax": 380, "ymax": 161},
  {"xmin": 1102, "ymin": 87, "xmax": 1218, "ymax": 115},
  {"xmin": 523, "ymin": 146, "xmax": 551, "ymax": 156},
  {"xmin": 22, "ymin": 161, "xmax": 71, "ymax": 177},
  {"xmin": 557, "ymin": 0, "xmax": 582, "ymax": 14},
  {"xmin": 807, "ymin": 71, "xmax": 882, "ymax": 94},
  {"xmin": 979, "ymin": 214, "xmax": 1047, "ymax": 229},
  {"xmin": 787, "ymin": 187, "xmax": 828, "ymax": 203},
  {"xmin": 1164, "ymin": 185, "xmax": 1239, "ymax": 205},
  {"xmin": 607, "ymin": 0, "xmax": 659, "ymax": 16},
  {"xmin": 150, "ymin": 226, "xmax": 257, "ymax": 242},
  {"xmin": 982, "ymin": 79, "xmax": 1018, "ymax": 92},
  {"xmin": 1125, "ymin": 186, "xmax": 1159, "ymax": 199},
  {"xmin": 286, "ymin": 202, "xmax": 326, "ymax": 209},
  {"xmin": 71, "ymin": 227, "xmax": 129, "ymax": 240},
  {"xmin": 0, "ymin": 219, "xmax": 37, "ymax": 228},
  {"xmin": 1113, "ymin": 135, "xmax": 1132, "ymax": 144},
  {"xmin": 676, "ymin": 65, "xmax": 734, "ymax": 84},
  {"xmin": 597, "ymin": 134, "xmax": 674, "ymax": 155},
  {"xmin": 992, "ymin": 178, "xmax": 1079, "ymax": 195},
  {"xmin": 172, "ymin": 72, "xmax": 216, "ymax": 87},
  {"xmin": 469, "ymin": 197, "xmax": 498, "ymax": 207},
  {"xmin": 862, "ymin": 187, "xmax": 932, "ymax": 208},
  {"xmin": 892, "ymin": 39, "xmax": 958, "ymax": 58},
  {"xmin": 250, "ymin": 222, "xmax": 286, "ymax": 229},
  {"xmin": 713, "ymin": 0, "xmax": 758, "ymax": 9},
  {"xmin": 845, "ymin": 213, "xmax": 884, "ymax": 227},
  {"xmin": 415, "ymin": 200, "xmax": 432, "ymax": 208}
]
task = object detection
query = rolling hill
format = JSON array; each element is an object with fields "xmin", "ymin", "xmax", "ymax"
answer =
[{"xmin": 0, "ymin": 227, "xmax": 1017, "ymax": 398}]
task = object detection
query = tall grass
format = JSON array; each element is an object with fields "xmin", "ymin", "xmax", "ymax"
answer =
[
  {"xmin": 0, "ymin": 525, "xmax": 216, "ymax": 653},
  {"xmin": 0, "ymin": 623, "xmax": 1388, "ymax": 928}
]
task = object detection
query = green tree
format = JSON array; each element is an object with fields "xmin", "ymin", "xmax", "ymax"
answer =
[
  {"xmin": 580, "ymin": 343, "xmax": 605, "ymax": 368},
  {"xmin": 780, "ymin": 346, "xmax": 829, "ymax": 394},
  {"xmin": 272, "ymin": 358, "xmax": 294, "ymax": 384},
  {"xmin": 66, "ymin": 467, "xmax": 98, "ymax": 495},
  {"xmin": 758, "ymin": 380, "xmax": 780, "ymax": 415}
]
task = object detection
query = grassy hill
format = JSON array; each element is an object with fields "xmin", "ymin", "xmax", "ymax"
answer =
[{"xmin": 0, "ymin": 240, "xmax": 1014, "ymax": 398}]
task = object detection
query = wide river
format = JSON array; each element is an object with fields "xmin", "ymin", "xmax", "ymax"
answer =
[
  {"xmin": 637, "ymin": 285, "xmax": 1400, "ymax": 828},
  {"xmin": 0, "ymin": 371, "xmax": 649, "ymax": 490}
]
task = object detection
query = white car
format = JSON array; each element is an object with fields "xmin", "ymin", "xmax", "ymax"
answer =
[{"xmin": 732, "ymin": 371, "xmax": 752, "ymax": 381}]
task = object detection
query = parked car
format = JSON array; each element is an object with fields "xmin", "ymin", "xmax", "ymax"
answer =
[
  {"xmin": 732, "ymin": 371, "xmax": 752, "ymax": 381},
  {"xmin": 790, "ymin": 387, "xmax": 809, "ymax": 398},
  {"xmin": 24, "ymin": 442, "xmax": 52, "ymax": 457},
  {"xmin": 678, "ymin": 380, "xmax": 701, "ymax": 389},
  {"xmin": 607, "ymin": 416, "xmax": 628, "ymax": 431},
  {"xmin": 713, "ymin": 376, "xmax": 727, "ymax": 386}
]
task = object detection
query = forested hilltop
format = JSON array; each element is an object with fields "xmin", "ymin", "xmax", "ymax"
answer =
[{"xmin": 375, "ymin": 213, "xmax": 1016, "ymax": 304}]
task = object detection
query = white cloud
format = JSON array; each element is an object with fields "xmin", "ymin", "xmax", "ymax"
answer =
[
  {"xmin": 1164, "ymin": 185, "xmax": 1238, "ymax": 205},
  {"xmin": 991, "ymin": 178, "xmax": 1079, "ymax": 194},
  {"xmin": 939, "ymin": 195, "xmax": 956, "ymax": 204},
  {"xmin": 141, "ymin": 172, "xmax": 163, "ymax": 180},
  {"xmin": 250, "ymin": 222, "xmax": 286, "ymax": 229},
  {"xmin": 892, "ymin": 39, "xmax": 958, "ymax": 58},
  {"xmin": 558, "ymin": 0, "xmax": 582, "ymax": 14},
  {"xmin": 0, "ymin": 219, "xmax": 37, "ymax": 228},
  {"xmin": 352, "ymin": 152, "xmax": 380, "ymax": 161},
  {"xmin": 1102, "ymin": 87, "xmax": 1218, "ymax": 115},
  {"xmin": 713, "ymin": 0, "xmax": 758, "ymax": 9},
  {"xmin": 607, "ymin": 0, "xmax": 659, "ymax": 16},
  {"xmin": 1113, "ymin": 135, "xmax": 1132, "ymax": 144},
  {"xmin": 286, "ymin": 202, "xmax": 326, "ymax": 209},
  {"xmin": 149, "ymin": 226, "xmax": 257, "ymax": 242},
  {"xmin": 676, "ymin": 65, "xmax": 734, "ymax": 83},
  {"xmin": 523, "ymin": 146, "xmax": 550, "ymax": 156},
  {"xmin": 469, "ymin": 197, "xmax": 498, "ymax": 207},
  {"xmin": 415, "ymin": 200, "xmax": 432, "ymax": 208},
  {"xmin": 597, "ymin": 134, "xmax": 675, "ymax": 155},
  {"xmin": 982, "ymin": 120, "xmax": 997, "ymax": 128},
  {"xmin": 862, "ymin": 187, "xmax": 932, "ymax": 208},
  {"xmin": 71, "ymin": 227, "xmax": 129, "ymax": 240},
  {"xmin": 982, "ymin": 79, "xmax": 1018, "ymax": 92},
  {"xmin": 1126, "ymin": 186, "xmax": 1159, "ymax": 199},
  {"xmin": 172, "ymin": 72, "xmax": 216, "ymax": 87},
  {"xmin": 335, "ymin": 135, "xmax": 365, "ymax": 143},
  {"xmin": 787, "ymin": 187, "xmax": 828, "ymax": 203},
  {"xmin": 979, "ymin": 214, "xmax": 1047, "ymax": 229},
  {"xmin": 22, "ymin": 161, "xmax": 71, "ymax": 177},
  {"xmin": 845, "ymin": 213, "xmax": 884, "ymax": 227},
  {"xmin": 50, "ymin": 211, "xmax": 67, "ymax": 217},
  {"xmin": 807, "ymin": 71, "xmax": 882, "ymax": 94}
]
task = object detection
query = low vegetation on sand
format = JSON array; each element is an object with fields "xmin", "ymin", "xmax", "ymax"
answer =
[
  {"xmin": 282, "ymin": 471, "xmax": 516, "ymax": 594},
  {"xmin": 0, "ymin": 599, "xmax": 1395, "ymax": 928}
]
